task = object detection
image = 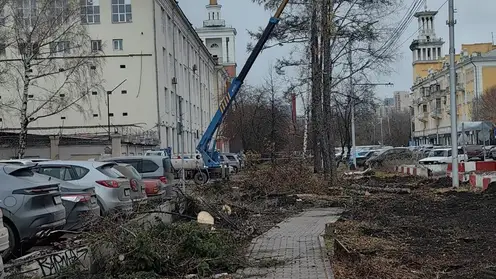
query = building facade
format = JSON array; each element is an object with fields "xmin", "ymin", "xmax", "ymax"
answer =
[
  {"xmin": 0, "ymin": 0, "xmax": 230, "ymax": 154},
  {"xmin": 410, "ymin": 8, "xmax": 496, "ymax": 145},
  {"xmin": 195, "ymin": 0, "xmax": 237, "ymax": 152},
  {"xmin": 196, "ymin": 0, "xmax": 237, "ymax": 79},
  {"xmin": 393, "ymin": 91, "xmax": 412, "ymax": 112}
]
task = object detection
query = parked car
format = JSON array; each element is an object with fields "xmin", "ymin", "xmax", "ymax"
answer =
[
  {"xmin": 100, "ymin": 156, "xmax": 175, "ymax": 191},
  {"xmin": 59, "ymin": 184, "xmax": 100, "ymax": 230},
  {"xmin": 483, "ymin": 145, "xmax": 494, "ymax": 159},
  {"xmin": 488, "ymin": 146, "xmax": 496, "ymax": 160},
  {"xmin": 350, "ymin": 150, "xmax": 377, "ymax": 168},
  {"xmin": 464, "ymin": 145, "xmax": 484, "ymax": 161},
  {"xmin": 0, "ymin": 164, "xmax": 66, "ymax": 260},
  {"xmin": 31, "ymin": 176, "xmax": 101, "ymax": 231},
  {"xmin": 365, "ymin": 147, "xmax": 413, "ymax": 168},
  {"xmin": 219, "ymin": 153, "xmax": 241, "ymax": 173},
  {"xmin": 145, "ymin": 150, "xmax": 169, "ymax": 157},
  {"xmin": 0, "ymin": 209, "xmax": 9, "ymax": 268},
  {"xmin": 33, "ymin": 161, "xmax": 133, "ymax": 216},
  {"xmin": 142, "ymin": 179, "xmax": 167, "ymax": 199},
  {"xmin": 112, "ymin": 164, "xmax": 148, "ymax": 205},
  {"xmin": 100, "ymin": 156, "xmax": 174, "ymax": 182},
  {"xmin": 0, "ymin": 159, "xmax": 51, "ymax": 166},
  {"xmin": 418, "ymin": 147, "xmax": 467, "ymax": 165}
]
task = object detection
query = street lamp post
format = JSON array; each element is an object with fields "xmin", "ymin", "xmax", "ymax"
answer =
[
  {"xmin": 106, "ymin": 79, "xmax": 127, "ymax": 140},
  {"xmin": 447, "ymin": 0, "xmax": 458, "ymax": 187},
  {"xmin": 349, "ymin": 82, "xmax": 393, "ymax": 169}
]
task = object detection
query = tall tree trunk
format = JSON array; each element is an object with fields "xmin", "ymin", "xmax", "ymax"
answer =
[
  {"xmin": 327, "ymin": 0, "xmax": 337, "ymax": 179},
  {"xmin": 321, "ymin": 0, "xmax": 335, "ymax": 181},
  {"xmin": 18, "ymin": 79, "xmax": 30, "ymax": 159},
  {"xmin": 270, "ymin": 88, "xmax": 276, "ymax": 164},
  {"xmin": 310, "ymin": 0, "xmax": 323, "ymax": 173},
  {"xmin": 302, "ymin": 93, "xmax": 309, "ymax": 157}
]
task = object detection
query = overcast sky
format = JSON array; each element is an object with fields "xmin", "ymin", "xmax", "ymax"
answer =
[{"xmin": 178, "ymin": 0, "xmax": 496, "ymax": 100}]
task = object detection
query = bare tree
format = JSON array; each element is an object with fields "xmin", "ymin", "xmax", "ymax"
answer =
[
  {"xmin": 223, "ymin": 76, "xmax": 291, "ymax": 156},
  {"xmin": 333, "ymin": 82, "xmax": 376, "ymax": 155},
  {"xmin": 472, "ymin": 86, "xmax": 496, "ymax": 123},
  {"xmin": 310, "ymin": 0, "xmax": 323, "ymax": 173},
  {"xmin": 0, "ymin": 0, "xmax": 104, "ymax": 158},
  {"xmin": 383, "ymin": 110, "xmax": 410, "ymax": 146},
  {"xmin": 250, "ymin": 0, "xmax": 402, "ymax": 174}
]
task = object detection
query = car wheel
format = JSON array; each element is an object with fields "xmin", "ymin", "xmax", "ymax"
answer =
[
  {"xmin": 193, "ymin": 171, "xmax": 208, "ymax": 185},
  {"xmin": 2, "ymin": 222, "xmax": 19, "ymax": 261},
  {"xmin": 97, "ymin": 200, "xmax": 107, "ymax": 217}
]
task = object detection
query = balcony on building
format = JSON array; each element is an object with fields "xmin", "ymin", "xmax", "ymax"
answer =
[
  {"xmin": 416, "ymin": 37, "xmax": 444, "ymax": 44},
  {"xmin": 413, "ymin": 96, "xmax": 425, "ymax": 105},
  {"xmin": 417, "ymin": 111, "xmax": 429, "ymax": 122},
  {"xmin": 430, "ymin": 107, "xmax": 442, "ymax": 119},
  {"xmin": 421, "ymin": 84, "xmax": 446, "ymax": 100},
  {"xmin": 203, "ymin": 19, "xmax": 226, "ymax": 27}
]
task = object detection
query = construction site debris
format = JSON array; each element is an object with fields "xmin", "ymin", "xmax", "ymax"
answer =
[{"xmin": 331, "ymin": 175, "xmax": 496, "ymax": 279}]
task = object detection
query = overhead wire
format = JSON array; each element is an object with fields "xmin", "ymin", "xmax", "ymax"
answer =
[
  {"xmin": 375, "ymin": 0, "xmax": 425, "ymax": 57},
  {"xmin": 395, "ymin": 0, "xmax": 449, "ymax": 50}
]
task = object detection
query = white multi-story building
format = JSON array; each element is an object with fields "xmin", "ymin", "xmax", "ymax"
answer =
[
  {"xmin": 196, "ymin": 0, "xmax": 237, "ymax": 79},
  {"xmin": 0, "ymin": 0, "xmax": 230, "ymax": 154},
  {"xmin": 393, "ymin": 91, "xmax": 412, "ymax": 112},
  {"xmin": 195, "ymin": 0, "xmax": 237, "ymax": 152}
]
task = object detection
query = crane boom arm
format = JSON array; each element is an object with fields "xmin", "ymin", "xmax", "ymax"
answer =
[{"xmin": 196, "ymin": 0, "xmax": 289, "ymax": 168}]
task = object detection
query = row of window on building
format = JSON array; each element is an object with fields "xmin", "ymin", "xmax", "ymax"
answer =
[
  {"xmin": 81, "ymin": 0, "xmax": 132, "ymax": 24},
  {"xmin": 0, "ymin": 38, "xmax": 124, "ymax": 56},
  {"xmin": 0, "ymin": 0, "xmax": 132, "ymax": 25}
]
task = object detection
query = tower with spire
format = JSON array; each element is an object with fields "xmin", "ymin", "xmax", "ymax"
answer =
[
  {"xmin": 409, "ymin": 3, "xmax": 445, "ymax": 82},
  {"xmin": 196, "ymin": 0, "xmax": 237, "ymax": 78}
]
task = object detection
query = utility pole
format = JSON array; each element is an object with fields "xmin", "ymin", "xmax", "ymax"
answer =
[
  {"xmin": 348, "ymin": 40, "xmax": 357, "ymax": 169},
  {"xmin": 178, "ymin": 96, "xmax": 186, "ymax": 192},
  {"xmin": 447, "ymin": 0, "xmax": 458, "ymax": 187},
  {"xmin": 380, "ymin": 117, "xmax": 384, "ymax": 146},
  {"xmin": 349, "ymin": 82, "xmax": 393, "ymax": 167}
]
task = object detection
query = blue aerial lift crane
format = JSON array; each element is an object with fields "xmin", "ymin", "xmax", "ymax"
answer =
[{"xmin": 196, "ymin": 0, "xmax": 290, "ymax": 177}]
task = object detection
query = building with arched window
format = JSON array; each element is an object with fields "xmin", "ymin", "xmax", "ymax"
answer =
[{"xmin": 196, "ymin": 0, "xmax": 237, "ymax": 79}]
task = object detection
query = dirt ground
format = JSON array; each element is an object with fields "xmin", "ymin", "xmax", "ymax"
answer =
[{"xmin": 332, "ymin": 175, "xmax": 496, "ymax": 279}]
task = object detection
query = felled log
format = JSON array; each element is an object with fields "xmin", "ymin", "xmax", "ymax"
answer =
[
  {"xmin": 349, "ymin": 184, "xmax": 411, "ymax": 194},
  {"xmin": 296, "ymin": 193, "xmax": 351, "ymax": 201}
]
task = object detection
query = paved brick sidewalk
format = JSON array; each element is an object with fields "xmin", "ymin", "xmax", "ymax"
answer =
[{"xmin": 237, "ymin": 208, "xmax": 343, "ymax": 279}]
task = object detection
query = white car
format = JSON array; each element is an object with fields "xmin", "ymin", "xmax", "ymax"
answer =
[
  {"xmin": 419, "ymin": 148, "xmax": 467, "ymax": 165},
  {"xmin": 0, "ymin": 158, "xmax": 51, "ymax": 166},
  {"xmin": 33, "ymin": 161, "xmax": 133, "ymax": 215}
]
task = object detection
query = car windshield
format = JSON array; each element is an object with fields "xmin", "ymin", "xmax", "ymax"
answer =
[
  {"xmin": 428, "ymin": 150, "xmax": 447, "ymax": 157},
  {"xmin": 98, "ymin": 164, "xmax": 125, "ymax": 178},
  {"xmin": 113, "ymin": 165, "xmax": 141, "ymax": 179},
  {"xmin": 357, "ymin": 151, "xmax": 369, "ymax": 156},
  {"xmin": 146, "ymin": 152, "xmax": 162, "ymax": 156},
  {"xmin": 125, "ymin": 165, "xmax": 142, "ymax": 179}
]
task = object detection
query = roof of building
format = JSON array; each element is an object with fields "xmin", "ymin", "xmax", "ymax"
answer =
[
  {"xmin": 414, "ymin": 10, "xmax": 438, "ymax": 17},
  {"xmin": 482, "ymin": 49, "xmax": 496, "ymax": 57},
  {"xmin": 171, "ymin": 0, "xmax": 222, "ymax": 65}
]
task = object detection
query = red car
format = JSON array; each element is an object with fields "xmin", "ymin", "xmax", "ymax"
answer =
[{"xmin": 143, "ymin": 178, "xmax": 167, "ymax": 199}]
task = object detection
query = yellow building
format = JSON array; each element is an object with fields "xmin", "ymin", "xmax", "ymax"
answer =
[{"xmin": 410, "ymin": 9, "xmax": 496, "ymax": 145}]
